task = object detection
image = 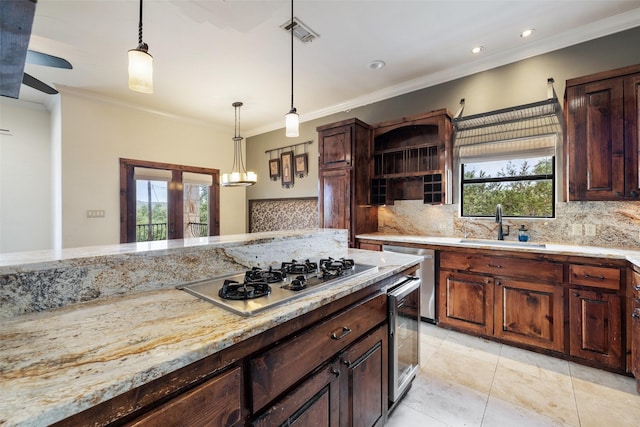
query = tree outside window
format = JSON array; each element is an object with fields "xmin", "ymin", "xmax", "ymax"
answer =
[{"xmin": 461, "ymin": 156, "xmax": 554, "ymax": 218}]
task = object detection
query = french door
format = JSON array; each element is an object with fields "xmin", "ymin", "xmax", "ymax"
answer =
[{"xmin": 119, "ymin": 158, "xmax": 220, "ymax": 243}]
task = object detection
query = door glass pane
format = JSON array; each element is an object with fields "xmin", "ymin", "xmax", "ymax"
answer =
[
  {"xmin": 136, "ymin": 180, "xmax": 168, "ymax": 242},
  {"xmin": 184, "ymin": 184, "xmax": 209, "ymax": 238}
]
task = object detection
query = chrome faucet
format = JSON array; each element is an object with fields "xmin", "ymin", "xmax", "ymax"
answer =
[{"xmin": 495, "ymin": 204, "xmax": 510, "ymax": 240}]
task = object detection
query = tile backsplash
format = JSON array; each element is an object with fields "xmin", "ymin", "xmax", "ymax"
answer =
[{"xmin": 378, "ymin": 200, "xmax": 640, "ymax": 250}]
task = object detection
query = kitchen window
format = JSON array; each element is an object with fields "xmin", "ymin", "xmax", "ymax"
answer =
[
  {"xmin": 458, "ymin": 134, "xmax": 557, "ymax": 218},
  {"xmin": 119, "ymin": 159, "xmax": 220, "ymax": 243},
  {"xmin": 453, "ymin": 95, "xmax": 562, "ymax": 219}
]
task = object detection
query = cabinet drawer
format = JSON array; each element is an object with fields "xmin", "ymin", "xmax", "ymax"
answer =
[
  {"xmin": 440, "ymin": 252, "xmax": 562, "ymax": 283},
  {"xmin": 250, "ymin": 293, "xmax": 387, "ymax": 412},
  {"xmin": 569, "ymin": 264, "xmax": 620, "ymax": 290},
  {"xmin": 127, "ymin": 366, "xmax": 242, "ymax": 427}
]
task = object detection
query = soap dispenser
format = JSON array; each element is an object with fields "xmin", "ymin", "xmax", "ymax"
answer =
[{"xmin": 518, "ymin": 225, "xmax": 529, "ymax": 242}]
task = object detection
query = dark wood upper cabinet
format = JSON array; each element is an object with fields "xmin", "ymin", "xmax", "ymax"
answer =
[
  {"xmin": 371, "ymin": 109, "xmax": 453, "ymax": 205},
  {"xmin": 317, "ymin": 119, "xmax": 377, "ymax": 247},
  {"xmin": 319, "ymin": 123, "xmax": 355, "ymax": 169},
  {"xmin": 566, "ymin": 64, "xmax": 640, "ymax": 201}
]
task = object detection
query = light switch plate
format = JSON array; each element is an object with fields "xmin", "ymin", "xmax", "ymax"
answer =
[
  {"xmin": 571, "ymin": 224, "xmax": 582, "ymax": 236},
  {"xmin": 584, "ymin": 224, "xmax": 596, "ymax": 236},
  {"xmin": 87, "ymin": 210, "xmax": 105, "ymax": 218}
]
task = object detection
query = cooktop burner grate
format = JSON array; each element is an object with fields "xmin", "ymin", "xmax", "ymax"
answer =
[
  {"xmin": 244, "ymin": 266, "xmax": 284, "ymax": 284},
  {"xmin": 219, "ymin": 279, "xmax": 271, "ymax": 300}
]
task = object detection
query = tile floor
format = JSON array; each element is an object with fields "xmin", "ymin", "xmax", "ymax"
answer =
[{"xmin": 386, "ymin": 323, "xmax": 640, "ymax": 427}]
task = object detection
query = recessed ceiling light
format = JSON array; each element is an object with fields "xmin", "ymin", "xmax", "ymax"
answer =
[
  {"xmin": 471, "ymin": 46, "xmax": 484, "ymax": 54},
  {"xmin": 521, "ymin": 28, "xmax": 536, "ymax": 38},
  {"xmin": 367, "ymin": 60, "xmax": 386, "ymax": 70}
]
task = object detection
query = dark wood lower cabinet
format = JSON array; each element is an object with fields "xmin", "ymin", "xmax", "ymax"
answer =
[
  {"xmin": 125, "ymin": 366, "xmax": 242, "ymax": 427},
  {"xmin": 253, "ymin": 325, "xmax": 388, "ymax": 427},
  {"xmin": 494, "ymin": 279, "xmax": 564, "ymax": 352},
  {"xmin": 339, "ymin": 325, "xmax": 388, "ymax": 427},
  {"xmin": 569, "ymin": 289, "xmax": 623, "ymax": 369},
  {"xmin": 438, "ymin": 270, "xmax": 494, "ymax": 336},
  {"xmin": 437, "ymin": 248, "xmax": 627, "ymax": 374},
  {"xmin": 252, "ymin": 363, "xmax": 340, "ymax": 427}
]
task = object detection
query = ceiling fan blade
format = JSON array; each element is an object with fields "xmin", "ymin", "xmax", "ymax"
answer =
[
  {"xmin": 22, "ymin": 73, "xmax": 58, "ymax": 95},
  {"xmin": 26, "ymin": 50, "xmax": 73, "ymax": 69},
  {"xmin": 0, "ymin": 0, "xmax": 36, "ymax": 98}
]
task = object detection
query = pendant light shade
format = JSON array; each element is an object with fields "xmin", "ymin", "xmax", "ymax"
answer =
[
  {"xmin": 221, "ymin": 102, "xmax": 257, "ymax": 187},
  {"xmin": 285, "ymin": 0, "xmax": 299, "ymax": 137},
  {"xmin": 128, "ymin": 0, "xmax": 153, "ymax": 94},
  {"xmin": 286, "ymin": 108, "xmax": 299, "ymax": 137}
]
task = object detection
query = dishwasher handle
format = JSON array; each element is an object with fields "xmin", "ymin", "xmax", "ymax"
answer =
[{"xmin": 382, "ymin": 245, "xmax": 433, "ymax": 259}]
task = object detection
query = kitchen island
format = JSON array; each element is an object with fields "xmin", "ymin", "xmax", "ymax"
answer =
[{"xmin": 0, "ymin": 230, "xmax": 422, "ymax": 426}]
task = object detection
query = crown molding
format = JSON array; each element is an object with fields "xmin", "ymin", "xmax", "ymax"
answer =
[{"xmin": 247, "ymin": 9, "xmax": 640, "ymax": 138}]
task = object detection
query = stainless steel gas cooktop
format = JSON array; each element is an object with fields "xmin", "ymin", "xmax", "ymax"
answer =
[{"xmin": 177, "ymin": 258, "xmax": 377, "ymax": 316}]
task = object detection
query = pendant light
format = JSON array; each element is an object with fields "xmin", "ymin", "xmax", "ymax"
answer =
[
  {"xmin": 128, "ymin": 0, "xmax": 153, "ymax": 94},
  {"xmin": 221, "ymin": 102, "xmax": 257, "ymax": 187},
  {"xmin": 285, "ymin": 0, "xmax": 299, "ymax": 137}
]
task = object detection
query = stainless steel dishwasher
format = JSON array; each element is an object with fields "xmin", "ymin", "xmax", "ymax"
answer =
[{"xmin": 382, "ymin": 245, "xmax": 435, "ymax": 322}]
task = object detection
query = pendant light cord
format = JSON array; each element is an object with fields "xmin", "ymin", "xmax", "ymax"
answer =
[
  {"xmin": 290, "ymin": 0, "xmax": 294, "ymax": 111},
  {"xmin": 138, "ymin": 0, "xmax": 144, "ymax": 45}
]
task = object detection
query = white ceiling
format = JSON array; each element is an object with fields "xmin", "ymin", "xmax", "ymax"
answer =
[{"xmin": 17, "ymin": 0, "xmax": 640, "ymax": 136}]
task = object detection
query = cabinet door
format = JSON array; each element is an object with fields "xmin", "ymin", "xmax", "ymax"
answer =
[
  {"xmin": 339, "ymin": 325, "xmax": 388, "ymax": 427},
  {"xmin": 632, "ymin": 298, "xmax": 640, "ymax": 392},
  {"xmin": 252, "ymin": 363, "xmax": 340, "ymax": 427},
  {"xmin": 319, "ymin": 169, "xmax": 351, "ymax": 230},
  {"xmin": 567, "ymin": 78, "xmax": 625, "ymax": 200},
  {"xmin": 624, "ymin": 73, "xmax": 640, "ymax": 198},
  {"xmin": 494, "ymin": 278, "xmax": 564, "ymax": 352},
  {"xmin": 569, "ymin": 289, "xmax": 623, "ymax": 369},
  {"xmin": 126, "ymin": 366, "xmax": 242, "ymax": 427},
  {"xmin": 438, "ymin": 270, "xmax": 494, "ymax": 336},
  {"xmin": 319, "ymin": 125, "xmax": 352, "ymax": 168}
]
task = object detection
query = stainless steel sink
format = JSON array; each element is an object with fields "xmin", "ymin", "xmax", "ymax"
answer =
[{"xmin": 459, "ymin": 239, "xmax": 546, "ymax": 248}]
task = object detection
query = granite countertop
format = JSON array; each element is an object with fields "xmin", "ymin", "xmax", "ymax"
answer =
[
  {"xmin": 356, "ymin": 232, "xmax": 640, "ymax": 267},
  {"xmin": 0, "ymin": 249, "xmax": 421, "ymax": 427}
]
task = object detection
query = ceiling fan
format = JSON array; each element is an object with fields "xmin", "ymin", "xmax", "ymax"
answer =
[
  {"xmin": 22, "ymin": 50, "xmax": 73, "ymax": 95},
  {"xmin": 0, "ymin": 0, "xmax": 73, "ymax": 99}
]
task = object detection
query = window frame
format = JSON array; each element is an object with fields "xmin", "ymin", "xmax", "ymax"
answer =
[
  {"xmin": 119, "ymin": 158, "xmax": 220, "ymax": 243},
  {"xmin": 460, "ymin": 156, "xmax": 556, "ymax": 219}
]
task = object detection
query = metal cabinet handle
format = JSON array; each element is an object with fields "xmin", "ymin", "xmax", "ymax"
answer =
[
  {"xmin": 487, "ymin": 263, "xmax": 502, "ymax": 268},
  {"xmin": 342, "ymin": 359, "xmax": 352, "ymax": 368},
  {"xmin": 331, "ymin": 326, "xmax": 352, "ymax": 340},
  {"xmin": 331, "ymin": 368, "xmax": 341, "ymax": 377},
  {"xmin": 631, "ymin": 190, "xmax": 639, "ymax": 198},
  {"xmin": 632, "ymin": 312, "xmax": 640, "ymax": 319},
  {"xmin": 584, "ymin": 273, "xmax": 605, "ymax": 280},
  {"xmin": 573, "ymin": 292, "xmax": 580, "ymax": 298},
  {"xmin": 495, "ymin": 281, "xmax": 501, "ymax": 286},
  {"xmin": 634, "ymin": 285, "xmax": 640, "ymax": 291}
]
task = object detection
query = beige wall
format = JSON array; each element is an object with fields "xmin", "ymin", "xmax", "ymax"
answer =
[
  {"xmin": 246, "ymin": 27, "xmax": 640, "ymax": 236},
  {"xmin": 59, "ymin": 92, "xmax": 247, "ymax": 248}
]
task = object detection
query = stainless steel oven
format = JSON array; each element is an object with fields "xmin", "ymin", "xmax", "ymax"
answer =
[{"xmin": 387, "ymin": 275, "xmax": 421, "ymax": 404}]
